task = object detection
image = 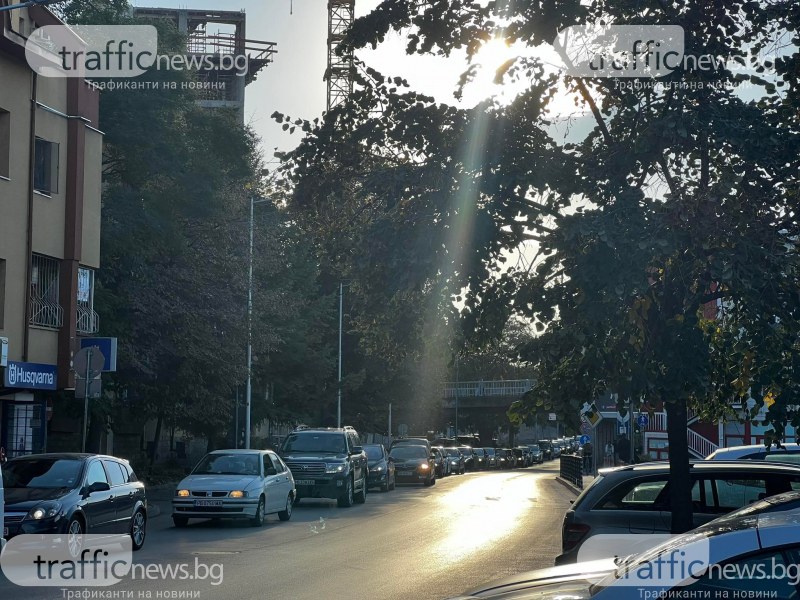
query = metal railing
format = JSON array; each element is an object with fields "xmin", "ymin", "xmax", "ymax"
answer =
[
  {"xmin": 688, "ymin": 428, "xmax": 718, "ymax": 459},
  {"xmin": 645, "ymin": 412, "xmax": 667, "ymax": 431},
  {"xmin": 76, "ymin": 305, "xmax": 99, "ymax": 334},
  {"xmin": 560, "ymin": 454, "xmax": 583, "ymax": 489},
  {"xmin": 443, "ymin": 380, "xmax": 533, "ymax": 398},
  {"xmin": 29, "ymin": 254, "xmax": 63, "ymax": 328}
]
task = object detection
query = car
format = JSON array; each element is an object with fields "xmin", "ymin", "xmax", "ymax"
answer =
[
  {"xmin": 512, "ymin": 447, "xmax": 527, "ymax": 467},
  {"xmin": 706, "ymin": 442, "xmax": 800, "ymax": 464},
  {"xmin": 456, "ymin": 446, "xmax": 476, "ymax": 470},
  {"xmin": 2, "ymin": 453, "xmax": 147, "ymax": 551},
  {"xmin": 364, "ymin": 444, "xmax": 395, "ymax": 492},
  {"xmin": 472, "ymin": 447, "xmax": 488, "ymax": 470},
  {"xmin": 555, "ymin": 460, "xmax": 800, "ymax": 565},
  {"xmin": 482, "ymin": 448, "xmax": 498, "ymax": 469},
  {"xmin": 173, "ymin": 449, "xmax": 295, "ymax": 527},
  {"xmin": 445, "ymin": 447, "xmax": 466, "ymax": 474},
  {"xmin": 537, "ymin": 440, "xmax": 553, "ymax": 460},
  {"xmin": 279, "ymin": 427, "xmax": 368, "ymax": 508},
  {"xmin": 527, "ymin": 445, "xmax": 544, "ymax": 464},
  {"xmin": 432, "ymin": 447, "xmax": 450, "ymax": 477},
  {"xmin": 389, "ymin": 444, "xmax": 435, "ymax": 486},
  {"xmin": 450, "ymin": 491, "xmax": 800, "ymax": 599}
]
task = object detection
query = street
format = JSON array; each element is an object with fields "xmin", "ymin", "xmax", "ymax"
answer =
[{"xmin": 0, "ymin": 463, "xmax": 570, "ymax": 600}]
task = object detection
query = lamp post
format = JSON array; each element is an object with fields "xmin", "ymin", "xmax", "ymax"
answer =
[
  {"xmin": 454, "ymin": 355, "xmax": 459, "ymax": 437},
  {"xmin": 337, "ymin": 282, "xmax": 343, "ymax": 428},
  {"xmin": 246, "ymin": 197, "xmax": 269, "ymax": 449}
]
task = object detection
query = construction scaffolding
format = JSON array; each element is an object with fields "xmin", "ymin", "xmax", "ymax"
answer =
[{"xmin": 326, "ymin": 0, "xmax": 355, "ymax": 111}]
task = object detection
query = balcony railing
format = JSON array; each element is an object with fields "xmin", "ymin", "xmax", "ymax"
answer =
[
  {"xmin": 443, "ymin": 380, "xmax": 533, "ymax": 398},
  {"xmin": 76, "ymin": 305, "xmax": 99, "ymax": 334},
  {"xmin": 688, "ymin": 428, "xmax": 718, "ymax": 459},
  {"xmin": 29, "ymin": 296, "xmax": 63, "ymax": 329}
]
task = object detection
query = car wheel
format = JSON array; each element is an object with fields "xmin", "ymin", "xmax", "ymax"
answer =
[
  {"xmin": 338, "ymin": 477, "xmax": 354, "ymax": 507},
  {"xmin": 355, "ymin": 475, "xmax": 367, "ymax": 504},
  {"xmin": 381, "ymin": 479, "xmax": 389, "ymax": 492},
  {"xmin": 172, "ymin": 516, "xmax": 189, "ymax": 528},
  {"xmin": 389, "ymin": 473, "xmax": 396, "ymax": 490},
  {"xmin": 278, "ymin": 494, "xmax": 293, "ymax": 521},
  {"xmin": 250, "ymin": 496, "xmax": 266, "ymax": 527},
  {"xmin": 66, "ymin": 517, "xmax": 85, "ymax": 559},
  {"xmin": 131, "ymin": 509, "xmax": 147, "ymax": 551}
]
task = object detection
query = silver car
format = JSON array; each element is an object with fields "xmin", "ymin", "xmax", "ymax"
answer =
[
  {"xmin": 556, "ymin": 460, "xmax": 800, "ymax": 564},
  {"xmin": 172, "ymin": 449, "xmax": 295, "ymax": 528}
]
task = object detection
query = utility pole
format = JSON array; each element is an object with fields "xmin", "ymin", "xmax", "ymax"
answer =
[
  {"xmin": 388, "ymin": 403, "xmax": 392, "ymax": 440},
  {"xmin": 337, "ymin": 282, "xmax": 343, "ymax": 428},
  {"xmin": 454, "ymin": 355, "xmax": 459, "ymax": 437},
  {"xmin": 82, "ymin": 347, "xmax": 92, "ymax": 453},
  {"xmin": 246, "ymin": 198, "xmax": 269, "ymax": 449}
]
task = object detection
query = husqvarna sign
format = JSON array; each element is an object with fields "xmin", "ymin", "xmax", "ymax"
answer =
[{"xmin": 3, "ymin": 361, "xmax": 57, "ymax": 390}]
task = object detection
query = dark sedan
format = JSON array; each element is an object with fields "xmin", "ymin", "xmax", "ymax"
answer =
[
  {"xmin": 389, "ymin": 445, "xmax": 435, "ymax": 486},
  {"xmin": 2, "ymin": 453, "xmax": 147, "ymax": 551},
  {"xmin": 364, "ymin": 444, "xmax": 395, "ymax": 492}
]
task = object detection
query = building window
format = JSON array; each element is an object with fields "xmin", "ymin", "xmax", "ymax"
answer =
[
  {"xmin": 34, "ymin": 137, "xmax": 59, "ymax": 195},
  {"xmin": 76, "ymin": 266, "xmax": 99, "ymax": 334},
  {"xmin": 29, "ymin": 254, "xmax": 63, "ymax": 328},
  {"xmin": 0, "ymin": 109, "xmax": 9, "ymax": 179}
]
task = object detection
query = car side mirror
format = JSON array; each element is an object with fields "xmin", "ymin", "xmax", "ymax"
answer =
[
  {"xmin": 265, "ymin": 467, "xmax": 278, "ymax": 476},
  {"xmin": 86, "ymin": 481, "xmax": 110, "ymax": 495},
  {"xmin": 351, "ymin": 446, "xmax": 363, "ymax": 455}
]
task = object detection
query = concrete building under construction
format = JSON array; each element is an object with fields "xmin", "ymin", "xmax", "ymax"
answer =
[{"xmin": 132, "ymin": 7, "xmax": 276, "ymax": 121}]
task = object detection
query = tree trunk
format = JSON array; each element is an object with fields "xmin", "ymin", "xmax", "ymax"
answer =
[
  {"xmin": 149, "ymin": 413, "xmax": 163, "ymax": 467},
  {"xmin": 666, "ymin": 400, "xmax": 693, "ymax": 533}
]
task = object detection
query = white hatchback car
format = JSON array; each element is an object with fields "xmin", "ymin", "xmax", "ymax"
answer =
[
  {"xmin": 707, "ymin": 443, "xmax": 800, "ymax": 464},
  {"xmin": 172, "ymin": 449, "xmax": 295, "ymax": 528}
]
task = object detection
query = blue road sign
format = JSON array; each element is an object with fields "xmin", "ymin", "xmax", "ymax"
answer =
[
  {"xmin": 579, "ymin": 435, "xmax": 590, "ymax": 445},
  {"xmin": 637, "ymin": 414, "xmax": 649, "ymax": 428}
]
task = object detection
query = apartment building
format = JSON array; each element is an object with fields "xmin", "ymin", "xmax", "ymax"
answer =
[{"xmin": 0, "ymin": 1, "xmax": 102, "ymax": 456}]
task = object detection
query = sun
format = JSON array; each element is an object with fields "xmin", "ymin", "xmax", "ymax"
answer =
[{"xmin": 472, "ymin": 37, "xmax": 515, "ymax": 74}]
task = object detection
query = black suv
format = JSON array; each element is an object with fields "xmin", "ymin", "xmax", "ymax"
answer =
[{"xmin": 279, "ymin": 427, "xmax": 368, "ymax": 508}]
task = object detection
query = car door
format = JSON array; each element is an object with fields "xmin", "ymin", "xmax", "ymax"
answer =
[
  {"xmin": 348, "ymin": 433, "xmax": 364, "ymax": 484},
  {"xmin": 81, "ymin": 459, "xmax": 116, "ymax": 534},
  {"xmin": 590, "ymin": 476, "xmax": 669, "ymax": 536},
  {"xmin": 268, "ymin": 452, "xmax": 293, "ymax": 509},
  {"xmin": 103, "ymin": 459, "xmax": 134, "ymax": 533},
  {"xmin": 262, "ymin": 453, "xmax": 281, "ymax": 513}
]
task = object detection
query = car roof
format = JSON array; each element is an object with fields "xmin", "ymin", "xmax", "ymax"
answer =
[
  {"xmin": 209, "ymin": 449, "xmax": 267, "ymax": 454},
  {"xmin": 708, "ymin": 443, "xmax": 800, "ymax": 458},
  {"xmin": 597, "ymin": 460, "xmax": 800, "ymax": 476},
  {"xmin": 7, "ymin": 453, "xmax": 123, "ymax": 461},
  {"xmin": 291, "ymin": 428, "xmax": 347, "ymax": 433}
]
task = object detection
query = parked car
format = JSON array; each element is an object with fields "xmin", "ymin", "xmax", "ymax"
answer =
[
  {"xmin": 555, "ymin": 460, "xmax": 800, "ymax": 564},
  {"xmin": 472, "ymin": 447, "xmax": 488, "ymax": 470},
  {"xmin": 550, "ymin": 441, "xmax": 562, "ymax": 459},
  {"xmin": 445, "ymin": 447, "xmax": 466, "ymax": 474},
  {"xmin": 482, "ymin": 447, "xmax": 498, "ymax": 469},
  {"xmin": 2, "ymin": 453, "xmax": 147, "ymax": 550},
  {"xmin": 389, "ymin": 445, "xmax": 436, "ymax": 486},
  {"xmin": 364, "ymin": 444, "xmax": 395, "ymax": 492},
  {"xmin": 512, "ymin": 447, "xmax": 527, "ymax": 467},
  {"xmin": 457, "ymin": 446, "xmax": 476, "ymax": 470},
  {"xmin": 496, "ymin": 449, "xmax": 513, "ymax": 469},
  {"xmin": 279, "ymin": 427, "xmax": 368, "ymax": 508},
  {"xmin": 173, "ymin": 449, "xmax": 295, "ymax": 527},
  {"xmin": 432, "ymin": 447, "xmax": 450, "ymax": 478},
  {"xmin": 451, "ymin": 491, "xmax": 800, "ymax": 599},
  {"xmin": 707, "ymin": 442, "xmax": 800, "ymax": 464},
  {"xmin": 537, "ymin": 440, "xmax": 553, "ymax": 460}
]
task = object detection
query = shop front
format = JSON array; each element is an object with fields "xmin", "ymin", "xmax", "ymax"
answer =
[{"xmin": 0, "ymin": 361, "xmax": 56, "ymax": 457}]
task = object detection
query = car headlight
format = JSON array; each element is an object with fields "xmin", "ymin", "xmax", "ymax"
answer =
[
  {"xmin": 419, "ymin": 464, "xmax": 430, "ymax": 470},
  {"xmin": 373, "ymin": 466, "xmax": 383, "ymax": 472},
  {"xmin": 229, "ymin": 490, "xmax": 247, "ymax": 498},
  {"xmin": 326, "ymin": 463, "xmax": 346, "ymax": 474},
  {"xmin": 28, "ymin": 503, "xmax": 62, "ymax": 520},
  {"xmin": 450, "ymin": 460, "xmax": 458, "ymax": 465},
  {"xmin": 177, "ymin": 489, "xmax": 190, "ymax": 498}
]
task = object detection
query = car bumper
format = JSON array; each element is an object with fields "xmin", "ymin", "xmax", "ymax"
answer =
[
  {"xmin": 293, "ymin": 474, "xmax": 349, "ymax": 500},
  {"xmin": 172, "ymin": 498, "xmax": 260, "ymax": 520},
  {"xmin": 394, "ymin": 470, "xmax": 431, "ymax": 483},
  {"xmin": 3, "ymin": 518, "xmax": 68, "ymax": 540},
  {"xmin": 367, "ymin": 472, "xmax": 388, "ymax": 487}
]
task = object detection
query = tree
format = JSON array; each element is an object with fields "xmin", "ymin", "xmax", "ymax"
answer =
[{"xmin": 281, "ymin": 0, "xmax": 800, "ymax": 533}]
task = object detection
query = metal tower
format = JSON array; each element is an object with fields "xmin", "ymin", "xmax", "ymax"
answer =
[{"xmin": 326, "ymin": 0, "xmax": 355, "ymax": 111}]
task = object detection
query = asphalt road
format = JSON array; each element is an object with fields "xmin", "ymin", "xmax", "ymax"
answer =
[{"xmin": 1, "ymin": 462, "xmax": 573, "ymax": 600}]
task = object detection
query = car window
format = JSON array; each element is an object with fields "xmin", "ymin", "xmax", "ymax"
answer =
[
  {"xmin": 676, "ymin": 550, "xmax": 799, "ymax": 598},
  {"xmin": 86, "ymin": 461, "xmax": 109, "ymax": 487},
  {"xmin": 691, "ymin": 478, "xmax": 716, "ymax": 512},
  {"xmin": 270, "ymin": 453, "xmax": 286, "ymax": 473},
  {"xmin": 764, "ymin": 454, "xmax": 800, "ymax": 466},
  {"xmin": 263, "ymin": 454, "xmax": 274, "ymax": 474},
  {"xmin": 711, "ymin": 478, "xmax": 783, "ymax": 510},
  {"xmin": 103, "ymin": 460, "xmax": 127, "ymax": 487},
  {"xmin": 597, "ymin": 478, "xmax": 669, "ymax": 510}
]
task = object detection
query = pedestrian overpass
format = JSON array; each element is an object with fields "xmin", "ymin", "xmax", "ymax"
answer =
[{"xmin": 442, "ymin": 380, "xmax": 534, "ymax": 409}]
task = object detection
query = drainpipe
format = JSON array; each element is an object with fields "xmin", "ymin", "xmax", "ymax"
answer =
[{"xmin": 23, "ymin": 71, "xmax": 38, "ymax": 362}]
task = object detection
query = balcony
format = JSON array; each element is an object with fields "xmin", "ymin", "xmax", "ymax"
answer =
[{"xmin": 76, "ymin": 305, "xmax": 99, "ymax": 335}]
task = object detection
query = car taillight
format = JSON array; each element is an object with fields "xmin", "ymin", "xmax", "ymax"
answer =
[{"xmin": 562, "ymin": 520, "xmax": 590, "ymax": 552}]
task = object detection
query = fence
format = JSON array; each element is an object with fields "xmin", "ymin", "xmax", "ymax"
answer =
[{"xmin": 560, "ymin": 454, "xmax": 583, "ymax": 489}]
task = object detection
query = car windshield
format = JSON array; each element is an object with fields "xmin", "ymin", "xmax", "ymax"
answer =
[
  {"xmin": 473, "ymin": 449, "xmax": 485, "ymax": 456},
  {"xmin": 2, "ymin": 458, "xmax": 82, "ymax": 489},
  {"xmin": 485, "ymin": 448, "xmax": 495, "ymax": 455},
  {"xmin": 446, "ymin": 448, "xmax": 461, "ymax": 456},
  {"xmin": 282, "ymin": 433, "xmax": 346, "ymax": 454},
  {"xmin": 390, "ymin": 446, "xmax": 428, "ymax": 459},
  {"xmin": 364, "ymin": 446, "xmax": 383, "ymax": 460},
  {"xmin": 193, "ymin": 453, "xmax": 260, "ymax": 476}
]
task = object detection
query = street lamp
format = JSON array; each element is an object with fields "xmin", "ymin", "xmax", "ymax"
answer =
[
  {"xmin": 336, "ymin": 282, "xmax": 349, "ymax": 429},
  {"xmin": 246, "ymin": 197, "xmax": 270, "ymax": 449}
]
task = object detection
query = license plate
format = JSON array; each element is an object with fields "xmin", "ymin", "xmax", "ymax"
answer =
[
  {"xmin": 398, "ymin": 471, "xmax": 413, "ymax": 476},
  {"xmin": 295, "ymin": 479, "xmax": 315, "ymax": 486},
  {"xmin": 194, "ymin": 499, "xmax": 223, "ymax": 507}
]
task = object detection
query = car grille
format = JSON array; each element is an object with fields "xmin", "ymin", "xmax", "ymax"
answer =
[
  {"xmin": 190, "ymin": 491, "xmax": 228, "ymax": 498},
  {"xmin": 286, "ymin": 462, "xmax": 326, "ymax": 475},
  {"xmin": 4, "ymin": 513, "xmax": 26, "ymax": 524},
  {"xmin": 175, "ymin": 507, "xmax": 244, "ymax": 513}
]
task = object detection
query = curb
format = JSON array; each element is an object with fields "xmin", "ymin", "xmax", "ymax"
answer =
[{"xmin": 555, "ymin": 476, "xmax": 585, "ymax": 496}]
